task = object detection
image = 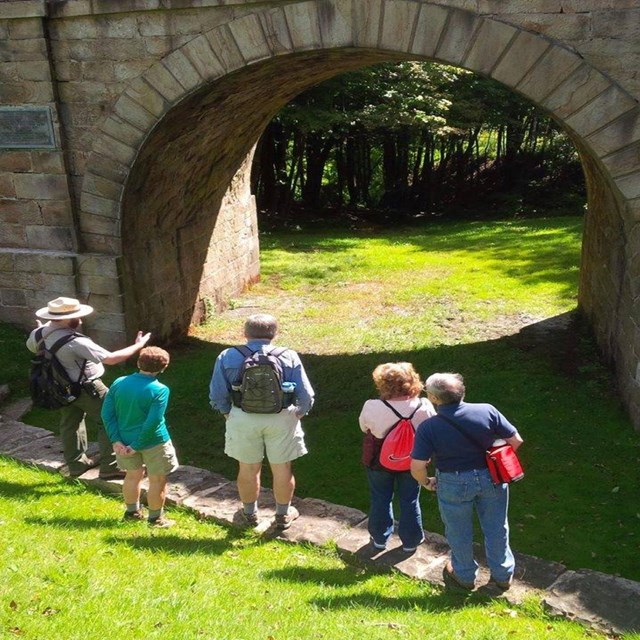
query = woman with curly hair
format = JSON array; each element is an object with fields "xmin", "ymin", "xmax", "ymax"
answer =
[{"xmin": 359, "ymin": 362, "xmax": 435, "ymax": 553}]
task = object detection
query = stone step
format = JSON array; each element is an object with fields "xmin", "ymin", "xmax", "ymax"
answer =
[{"xmin": 0, "ymin": 416, "xmax": 637, "ymax": 636}]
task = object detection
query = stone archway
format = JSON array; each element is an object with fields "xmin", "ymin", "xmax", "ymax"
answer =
[{"xmin": 75, "ymin": 1, "xmax": 640, "ymax": 420}]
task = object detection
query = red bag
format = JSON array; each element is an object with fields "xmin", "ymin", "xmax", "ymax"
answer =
[
  {"xmin": 379, "ymin": 417, "xmax": 415, "ymax": 471},
  {"xmin": 485, "ymin": 444, "xmax": 524, "ymax": 484},
  {"xmin": 377, "ymin": 401, "xmax": 419, "ymax": 472}
]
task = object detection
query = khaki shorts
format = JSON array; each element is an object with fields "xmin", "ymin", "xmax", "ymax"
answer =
[
  {"xmin": 116, "ymin": 440, "xmax": 179, "ymax": 476},
  {"xmin": 224, "ymin": 406, "xmax": 307, "ymax": 464}
]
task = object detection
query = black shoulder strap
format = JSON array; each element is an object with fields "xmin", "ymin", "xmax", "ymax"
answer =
[
  {"xmin": 49, "ymin": 332, "xmax": 79, "ymax": 356},
  {"xmin": 381, "ymin": 399, "xmax": 420, "ymax": 421},
  {"xmin": 233, "ymin": 345, "xmax": 254, "ymax": 358},
  {"xmin": 47, "ymin": 332, "xmax": 87, "ymax": 383},
  {"xmin": 438, "ymin": 413, "xmax": 486, "ymax": 452}
]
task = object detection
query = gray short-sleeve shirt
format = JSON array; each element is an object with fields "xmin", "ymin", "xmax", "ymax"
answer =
[{"xmin": 27, "ymin": 325, "xmax": 111, "ymax": 381}]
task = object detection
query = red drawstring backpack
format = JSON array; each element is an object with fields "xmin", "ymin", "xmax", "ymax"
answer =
[{"xmin": 378, "ymin": 401, "xmax": 419, "ymax": 472}]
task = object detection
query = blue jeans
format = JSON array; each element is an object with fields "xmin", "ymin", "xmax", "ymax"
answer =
[
  {"xmin": 366, "ymin": 468, "xmax": 423, "ymax": 548},
  {"xmin": 436, "ymin": 468, "xmax": 514, "ymax": 584}
]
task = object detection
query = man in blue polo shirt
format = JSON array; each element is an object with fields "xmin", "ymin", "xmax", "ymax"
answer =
[
  {"xmin": 411, "ymin": 372, "xmax": 523, "ymax": 591},
  {"xmin": 209, "ymin": 314, "xmax": 314, "ymax": 530}
]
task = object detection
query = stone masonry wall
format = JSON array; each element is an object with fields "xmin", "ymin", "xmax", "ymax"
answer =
[
  {"xmin": 2, "ymin": 0, "xmax": 640, "ymax": 424},
  {"xmin": 0, "ymin": 3, "xmax": 77, "ymax": 328}
]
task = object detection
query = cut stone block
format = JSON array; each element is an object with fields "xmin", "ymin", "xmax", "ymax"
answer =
[
  {"xmin": 544, "ymin": 569, "xmax": 640, "ymax": 635},
  {"xmin": 0, "ymin": 421, "xmax": 52, "ymax": 454},
  {"xmin": 274, "ymin": 497, "xmax": 367, "ymax": 546},
  {"xmin": 164, "ymin": 464, "xmax": 230, "ymax": 506},
  {"xmin": 8, "ymin": 435, "xmax": 65, "ymax": 472}
]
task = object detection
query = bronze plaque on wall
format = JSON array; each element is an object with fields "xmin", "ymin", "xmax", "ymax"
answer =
[{"xmin": 0, "ymin": 106, "xmax": 56, "ymax": 149}]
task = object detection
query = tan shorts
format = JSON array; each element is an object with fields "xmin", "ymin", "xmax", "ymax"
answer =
[
  {"xmin": 116, "ymin": 440, "xmax": 179, "ymax": 476},
  {"xmin": 224, "ymin": 406, "xmax": 307, "ymax": 464}
]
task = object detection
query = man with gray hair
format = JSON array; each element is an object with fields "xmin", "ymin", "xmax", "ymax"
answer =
[
  {"xmin": 411, "ymin": 372, "xmax": 523, "ymax": 591},
  {"xmin": 209, "ymin": 313, "xmax": 315, "ymax": 530}
]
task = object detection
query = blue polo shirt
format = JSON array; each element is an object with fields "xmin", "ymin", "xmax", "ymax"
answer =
[{"xmin": 411, "ymin": 401, "xmax": 518, "ymax": 472}]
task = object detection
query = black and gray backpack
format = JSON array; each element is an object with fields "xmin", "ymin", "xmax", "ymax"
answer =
[
  {"xmin": 29, "ymin": 328, "xmax": 86, "ymax": 409},
  {"xmin": 232, "ymin": 346, "xmax": 287, "ymax": 414}
]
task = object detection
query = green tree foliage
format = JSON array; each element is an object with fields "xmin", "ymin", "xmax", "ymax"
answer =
[{"xmin": 251, "ymin": 62, "xmax": 584, "ymax": 222}]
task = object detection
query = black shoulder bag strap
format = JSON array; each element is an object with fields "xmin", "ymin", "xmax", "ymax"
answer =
[
  {"xmin": 437, "ymin": 413, "xmax": 487, "ymax": 452},
  {"xmin": 381, "ymin": 399, "xmax": 420, "ymax": 421},
  {"xmin": 48, "ymin": 332, "xmax": 87, "ymax": 384}
]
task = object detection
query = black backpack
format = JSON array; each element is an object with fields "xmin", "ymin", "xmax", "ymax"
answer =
[
  {"xmin": 29, "ymin": 328, "xmax": 86, "ymax": 409},
  {"xmin": 232, "ymin": 346, "xmax": 287, "ymax": 414}
]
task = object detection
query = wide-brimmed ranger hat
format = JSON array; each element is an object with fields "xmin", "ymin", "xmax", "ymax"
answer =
[{"xmin": 35, "ymin": 297, "xmax": 94, "ymax": 320}]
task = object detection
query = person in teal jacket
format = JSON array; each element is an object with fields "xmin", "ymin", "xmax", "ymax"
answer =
[{"xmin": 101, "ymin": 346, "xmax": 179, "ymax": 527}]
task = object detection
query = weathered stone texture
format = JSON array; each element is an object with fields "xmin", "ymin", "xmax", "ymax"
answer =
[
  {"xmin": 435, "ymin": 9, "xmax": 479, "ymax": 66},
  {"xmin": 258, "ymin": 7, "xmax": 293, "ymax": 55},
  {"xmin": 380, "ymin": 0, "xmax": 419, "ymax": 53},
  {"xmin": 492, "ymin": 29, "xmax": 551, "ymax": 89},
  {"xmin": 353, "ymin": 0, "xmax": 382, "ymax": 48},
  {"xmin": 463, "ymin": 19, "xmax": 517, "ymax": 76},
  {"xmin": 13, "ymin": 173, "xmax": 68, "ymax": 201},
  {"xmin": 2, "ymin": 0, "xmax": 640, "ymax": 426},
  {"xmin": 411, "ymin": 4, "xmax": 449, "ymax": 59}
]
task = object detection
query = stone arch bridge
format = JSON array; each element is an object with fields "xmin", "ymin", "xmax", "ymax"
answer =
[{"xmin": 2, "ymin": 0, "xmax": 640, "ymax": 424}]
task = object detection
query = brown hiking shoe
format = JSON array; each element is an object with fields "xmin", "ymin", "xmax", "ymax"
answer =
[
  {"xmin": 123, "ymin": 509, "xmax": 145, "ymax": 521},
  {"xmin": 489, "ymin": 575, "xmax": 513, "ymax": 590},
  {"xmin": 238, "ymin": 510, "xmax": 259, "ymax": 528},
  {"xmin": 275, "ymin": 506, "xmax": 299, "ymax": 530},
  {"xmin": 442, "ymin": 563, "xmax": 474, "ymax": 591},
  {"xmin": 148, "ymin": 516, "xmax": 175, "ymax": 528}
]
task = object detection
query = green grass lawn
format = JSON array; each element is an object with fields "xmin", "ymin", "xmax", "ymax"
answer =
[
  {"xmin": 7, "ymin": 216, "xmax": 640, "ymax": 583},
  {"xmin": 0, "ymin": 458, "xmax": 628, "ymax": 640}
]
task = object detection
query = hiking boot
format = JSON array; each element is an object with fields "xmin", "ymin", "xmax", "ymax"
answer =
[
  {"xmin": 123, "ymin": 509, "xmax": 145, "ymax": 521},
  {"xmin": 489, "ymin": 575, "xmax": 513, "ymax": 591},
  {"xmin": 275, "ymin": 506, "xmax": 299, "ymax": 530},
  {"xmin": 238, "ymin": 510, "xmax": 259, "ymax": 528},
  {"xmin": 148, "ymin": 516, "xmax": 175, "ymax": 528},
  {"xmin": 442, "ymin": 563, "xmax": 474, "ymax": 591},
  {"xmin": 369, "ymin": 537, "xmax": 387, "ymax": 551}
]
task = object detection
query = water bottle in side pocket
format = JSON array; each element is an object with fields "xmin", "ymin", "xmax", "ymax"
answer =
[{"xmin": 282, "ymin": 381, "xmax": 296, "ymax": 408}]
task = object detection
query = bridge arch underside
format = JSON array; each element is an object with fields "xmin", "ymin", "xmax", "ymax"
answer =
[
  {"xmin": 113, "ymin": 33, "xmax": 640, "ymax": 420},
  {"xmin": 121, "ymin": 49, "xmax": 400, "ymax": 340}
]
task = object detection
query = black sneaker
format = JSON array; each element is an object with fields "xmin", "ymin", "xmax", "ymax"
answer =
[
  {"xmin": 237, "ymin": 510, "xmax": 259, "ymax": 528},
  {"xmin": 489, "ymin": 575, "xmax": 513, "ymax": 590},
  {"xmin": 123, "ymin": 509, "xmax": 145, "ymax": 521}
]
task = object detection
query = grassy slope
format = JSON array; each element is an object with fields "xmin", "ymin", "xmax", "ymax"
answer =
[
  {"xmin": 8, "ymin": 217, "xmax": 640, "ymax": 581},
  {"xmin": 0, "ymin": 458, "xmax": 622, "ymax": 640}
]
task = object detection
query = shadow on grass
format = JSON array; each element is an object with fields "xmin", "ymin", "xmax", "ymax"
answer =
[
  {"xmin": 0, "ymin": 478, "xmax": 76, "ymax": 500},
  {"xmin": 263, "ymin": 566, "xmax": 493, "ymax": 613},
  {"xmin": 106, "ymin": 531, "xmax": 242, "ymax": 557},
  {"xmin": 309, "ymin": 591, "xmax": 492, "ymax": 614},
  {"xmin": 19, "ymin": 310, "xmax": 640, "ymax": 580},
  {"xmin": 25, "ymin": 515, "xmax": 121, "ymax": 529}
]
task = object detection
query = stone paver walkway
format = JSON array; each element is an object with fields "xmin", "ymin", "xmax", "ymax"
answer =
[{"xmin": 1, "ymin": 403, "xmax": 638, "ymax": 637}]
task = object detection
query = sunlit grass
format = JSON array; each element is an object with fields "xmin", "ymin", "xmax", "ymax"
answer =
[
  {"xmin": 0, "ymin": 458, "xmax": 621, "ymax": 640},
  {"xmin": 201, "ymin": 218, "xmax": 582, "ymax": 353},
  {"xmin": 13, "ymin": 216, "xmax": 640, "ymax": 583}
]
